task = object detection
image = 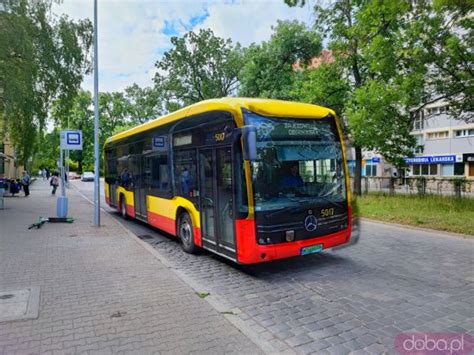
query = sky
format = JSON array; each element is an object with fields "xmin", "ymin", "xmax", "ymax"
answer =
[{"xmin": 52, "ymin": 0, "xmax": 314, "ymax": 93}]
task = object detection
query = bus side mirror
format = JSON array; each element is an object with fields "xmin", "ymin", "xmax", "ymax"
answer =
[{"xmin": 241, "ymin": 126, "xmax": 258, "ymax": 161}]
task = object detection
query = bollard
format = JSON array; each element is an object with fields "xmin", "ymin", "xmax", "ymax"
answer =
[{"xmin": 56, "ymin": 196, "xmax": 68, "ymax": 218}]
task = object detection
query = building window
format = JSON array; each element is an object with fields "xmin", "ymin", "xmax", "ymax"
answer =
[
  {"xmin": 425, "ymin": 105, "xmax": 449, "ymax": 116},
  {"xmin": 365, "ymin": 164, "xmax": 377, "ymax": 177},
  {"xmin": 412, "ymin": 111, "xmax": 424, "ymax": 130},
  {"xmin": 414, "ymin": 134, "xmax": 424, "ymax": 153},
  {"xmin": 412, "ymin": 164, "xmax": 420, "ymax": 175},
  {"xmin": 421, "ymin": 164, "xmax": 429, "ymax": 175},
  {"xmin": 412, "ymin": 164, "xmax": 437, "ymax": 176},
  {"xmin": 427, "ymin": 131, "xmax": 449, "ymax": 139},
  {"xmin": 454, "ymin": 129, "xmax": 474, "ymax": 138},
  {"xmin": 441, "ymin": 164, "xmax": 454, "ymax": 176},
  {"xmin": 439, "ymin": 105, "xmax": 449, "ymax": 114},
  {"xmin": 454, "ymin": 163, "xmax": 465, "ymax": 176}
]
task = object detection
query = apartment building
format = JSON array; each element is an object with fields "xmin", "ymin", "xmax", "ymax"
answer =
[
  {"xmin": 407, "ymin": 101, "xmax": 474, "ymax": 179},
  {"xmin": 0, "ymin": 136, "xmax": 23, "ymax": 179}
]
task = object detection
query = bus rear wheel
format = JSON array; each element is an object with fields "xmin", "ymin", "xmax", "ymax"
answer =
[
  {"xmin": 178, "ymin": 213, "xmax": 198, "ymax": 254},
  {"xmin": 120, "ymin": 195, "xmax": 128, "ymax": 219}
]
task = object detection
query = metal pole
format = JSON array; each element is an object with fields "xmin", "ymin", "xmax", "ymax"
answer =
[
  {"xmin": 65, "ymin": 150, "xmax": 69, "ymax": 188},
  {"xmin": 60, "ymin": 149, "xmax": 65, "ymax": 197},
  {"xmin": 93, "ymin": 0, "xmax": 100, "ymax": 226}
]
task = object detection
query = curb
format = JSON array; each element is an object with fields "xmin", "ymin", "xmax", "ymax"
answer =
[
  {"xmin": 356, "ymin": 217, "xmax": 474, "ymax": 239},
  {"xmin": 70, "ymin": 183, "xmax": 282, "ymax": 354}
]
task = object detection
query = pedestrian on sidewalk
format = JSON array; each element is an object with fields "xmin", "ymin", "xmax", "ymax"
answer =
[
  {"xmin": 51, "ymin": 172, "xmax": 59, "ymax": 195},
  {"xmin": 9, "ymin": 179, "xmax": 21, "ymax": 197},
  {"xmin": 22, "ymin": 171, "xmax": 31, "ymax": 197},
  {"xmin": 45, "ymin": 168, "xmax": 50, "ymax": 180}
]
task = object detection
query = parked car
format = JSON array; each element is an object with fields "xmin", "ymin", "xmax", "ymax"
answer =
[
  {"xmin": 68, "ymin": 172, "xmax": 81, "ymax": 180},
  {"xmin": 81, "ymin": 172, "xmax": 94, "ymax": 182}
]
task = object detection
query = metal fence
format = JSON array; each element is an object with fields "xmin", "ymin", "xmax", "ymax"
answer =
[{"xmin": 350, "ymin": 177, "xmax": 474, "ymax": 198}]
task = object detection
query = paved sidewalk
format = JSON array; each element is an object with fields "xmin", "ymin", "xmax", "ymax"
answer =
[{"xmin": 0, "ymin": 180, "xmax": 261, "ymax": 354}]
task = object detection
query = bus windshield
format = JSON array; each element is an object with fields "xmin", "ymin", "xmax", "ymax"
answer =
[{"xmin": 244, "ymin": 111, "xmax": 347, "ymax": 212}]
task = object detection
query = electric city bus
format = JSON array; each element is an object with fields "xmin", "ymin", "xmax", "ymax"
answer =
[{"xmin": 104, "ymin": 98, "xmax": 353, "ymax": 264}]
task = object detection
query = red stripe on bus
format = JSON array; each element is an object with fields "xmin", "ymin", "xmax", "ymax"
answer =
[
  {"xmin": 126, "ymin": 204, "xmax": 135, "ymax": 218},
  {"xmin": 235, "ymin": 210, "xmax": 352, "ymax": 264},
  {"xmin": 148, "ymin": 211, "xmax": 176, "ymax": 236},
  {"xmin": 193, "ymin": 226, "xmax": 202, "ymax": 247}
]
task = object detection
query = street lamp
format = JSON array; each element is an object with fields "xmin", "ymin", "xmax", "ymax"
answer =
[{"xmin": 93, "ymin": 0, "xmax": 100, "ymax": 226}]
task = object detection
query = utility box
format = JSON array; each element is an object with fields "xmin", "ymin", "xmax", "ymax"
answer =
[{"xmin": 56, "ymin": 196, "xmax": 68, "ymax": 218}]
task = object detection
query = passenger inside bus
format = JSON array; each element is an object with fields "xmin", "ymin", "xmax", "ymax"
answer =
[
  {"xmin": 120, "ymin": 169, "xmax": 131, "ymax": 189},
  {"xmin": 280, "ymin": 162, "xmax": 304, "ymax": 189}
]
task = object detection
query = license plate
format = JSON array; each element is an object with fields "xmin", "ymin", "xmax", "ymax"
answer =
[{"xmin": 301, "ymin": 244, "xmax": 323, "ymax": 256}]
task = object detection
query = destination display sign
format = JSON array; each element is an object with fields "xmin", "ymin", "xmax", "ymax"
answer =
[{"xmin": 249, "ymin": 116, "xmax": 335, "ymax": 141}]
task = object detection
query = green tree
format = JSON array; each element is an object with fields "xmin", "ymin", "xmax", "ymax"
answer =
[
  {"xmin": 0, "ymin": 0, "xmax": 92, "ymax": 165},
  {"xmin": 239, "ymin": 20, "xmax": 322, "ymax": 99},
  {"xmin": 124, "ymin": 83, "xmax": 163, "ymax": 124},
  {"xmin": 415, "ymin": 0, "xmax": 473, "ymax": 120},
  {"xmin": 154, "ymin": 28, "xmax": 243, "ymax": 107},
  {"xmin": 286, "ymin": 0, "xmax": 473, "ymax": 194},
  {"xmin": 284, "ymin": 0, "xmax": 432, "ymax": 195},
  {"xmin": 49, "ymin": 90, "xmax": 128, "ymax": 173},
  {"xmin": 291, "ymin": 62, "xmax": 349, "ymax": 116},
  {"xmin": 99, "ymin": 92, "xmax": 128, "ymax": 146},
  {"xmin": 33, "ymin": 128, "xmax": 61, "ymax": 172}
]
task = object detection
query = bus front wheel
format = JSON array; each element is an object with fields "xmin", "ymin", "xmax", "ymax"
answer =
[{"xmin": 178, "ymin": 213, "xmax": 198, "ymax": 254}]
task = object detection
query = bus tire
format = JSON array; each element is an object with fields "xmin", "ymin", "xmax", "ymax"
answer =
[
  {"xmin": 178, "ymin": 212, "xmax": 197, "ymax": 254},
  {"xmin": 120, "ymin": 195, "xmax": 128, "ymax": 219}
]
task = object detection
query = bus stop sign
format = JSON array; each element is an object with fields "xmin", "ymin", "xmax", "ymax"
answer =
[{"xmin": 60, "ymin": 130, "xmax": 83, "ymax": 150}]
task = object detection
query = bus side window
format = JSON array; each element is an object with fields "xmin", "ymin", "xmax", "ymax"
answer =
[
  {"xmin": 174, "ymin": 149, "xmax": 197, "ymax": 203},
  {"xmin": 117, "ymin": 144, "xmax": 130, "ymax": 190},
  {"xmin": 146, "ymin": 153, "xmax": 171, "ymax": 198}
]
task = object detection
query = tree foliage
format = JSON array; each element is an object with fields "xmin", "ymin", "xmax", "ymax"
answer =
[
  {"xmin": 0, "ymin": 0, "xmax": 92, "ymax": 164},
  {"xmin": 239, "ymin": 20, "xmax": 322, "ymax": 99},
  {"xmin": 124, "ymin": 84, "xmax": 163, "ymax": 124},
  {"xmin": 283, "ymin": 0, "xmax": 473, "ymax": 194},
  {"xmin": 291, "ymin": 62, "xmax": 349, "ymax": 116},
  {"xmin": 46, "ymin": 83, "xmax": 162, "ymax": 172},
  {"xmin": 154, "ymin": 28, "xmax": 243, "ymax": 107},
  {"xmin": 416, "ymin": 0, "xmax": 473, "ymax": 120}
]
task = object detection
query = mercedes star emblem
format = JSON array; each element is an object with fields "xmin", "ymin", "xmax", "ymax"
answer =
[{"xmin": 304, "ymin": 214, "xmax": 318, "ymax": 232}]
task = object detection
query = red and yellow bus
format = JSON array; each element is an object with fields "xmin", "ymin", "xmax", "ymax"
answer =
[{"xmin": 104, "ymin": 98, "xmax": 353, "ymax": 264}]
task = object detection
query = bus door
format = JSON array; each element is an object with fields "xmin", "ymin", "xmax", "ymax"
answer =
[
  {"xmin": 109, "ymin": 182, "xmax": 117, "ymax": 207},
  {"xmin": 198, "ymin": 146, "xmax": 236, "ymax": 259},
  {"xmin": 130, "ymin": 155, "xmax": 147, "ymax": 220}
]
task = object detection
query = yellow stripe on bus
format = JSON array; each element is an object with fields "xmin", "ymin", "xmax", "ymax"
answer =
[
  {"xmin": 104, "ymin": 182, "xmax": 110, "ymax": 199},
  {"xmin": 147, "ymin": 195, "xmax": 200, "ymax": 228},
  {"xmin": 116, "ymin": 186, "xmax": 134, "ymax": 207}
]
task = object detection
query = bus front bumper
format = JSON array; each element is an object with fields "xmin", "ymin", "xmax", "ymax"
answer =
[{"xmin": 235, "ymin": 219, "xmax": 352, "ymax": 265}]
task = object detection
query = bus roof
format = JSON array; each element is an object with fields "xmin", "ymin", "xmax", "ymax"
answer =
[{"xmin": 105, "ymin": 97, "xmax": 335, "ymax": 145}]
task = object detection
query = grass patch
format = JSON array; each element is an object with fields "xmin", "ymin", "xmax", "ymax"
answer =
[
  {"xmin": 196, "ymin": 292, "xmax": 210, "ymax": 299},
  {"xmin": 352, "ymin": 193, "xmax": 474, "ymax": 236}
]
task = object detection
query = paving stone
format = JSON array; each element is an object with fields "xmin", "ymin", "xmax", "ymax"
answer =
[
  {"xmin": 43, "ymin": 180, "xmax": 474, "ymax": 354},
  {"xmin": 285, "ymin": 334, "xmax": 313, "ymax": 347},
  {"xmin": 0, "ymin": 181, "xmax": 262, "ymax": 354}
]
